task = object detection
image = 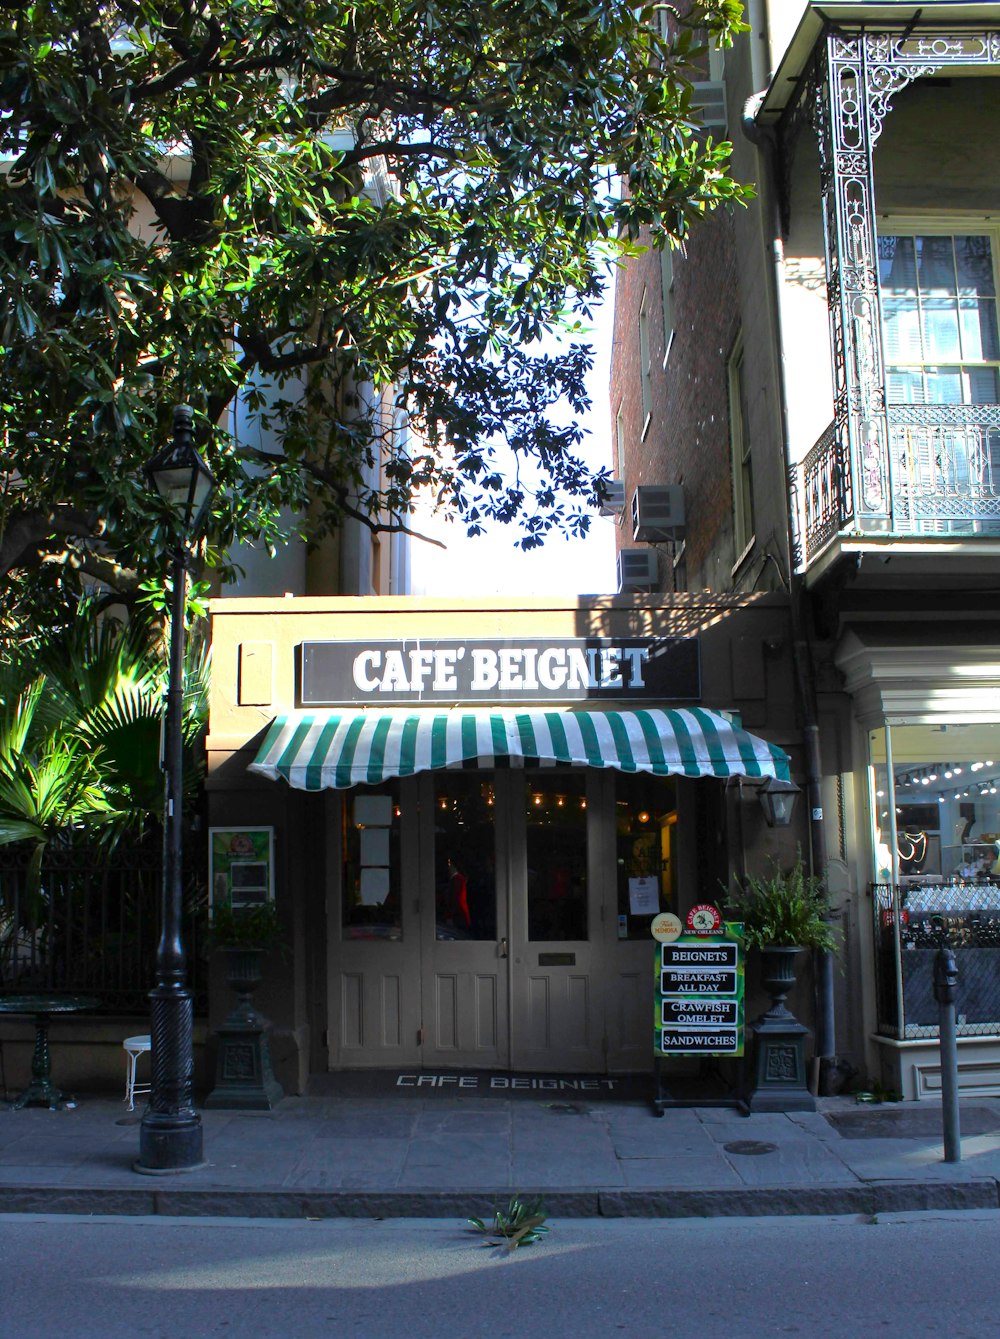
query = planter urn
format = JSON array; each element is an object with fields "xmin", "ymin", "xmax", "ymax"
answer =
[
  {"xmin": 748, "ymin": 945, "xmax": 816, "ymax": 1113},
  {"xmin": 204, "ymin": 947, "xmax": 284, "ymax": 1111}
]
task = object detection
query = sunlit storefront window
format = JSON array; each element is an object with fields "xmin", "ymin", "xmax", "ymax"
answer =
[{"xmin": 869, "ymin": 723, "xmax": 1000, "ymax": 888}]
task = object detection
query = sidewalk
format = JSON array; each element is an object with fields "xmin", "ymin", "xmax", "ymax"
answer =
[{"xmin": 3, "ymin": 1077, "xmax": 1000, "ymax": 1221}]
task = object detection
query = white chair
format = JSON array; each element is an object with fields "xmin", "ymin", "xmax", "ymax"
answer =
[{"xmin": 122, "ymin": 1035, "xmax": 151, "ymax": 1111}]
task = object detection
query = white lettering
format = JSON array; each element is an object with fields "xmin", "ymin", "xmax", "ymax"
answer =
[
  {"xmin": 499, "ymin": 648, "xmax": 524, "ymax": 691},
  {"xmin": 395, "ymin": 1074, "xmax": 417, "ymax": 1086},
  {"xmin": 381, "ymin": 650, "xmax": 410, "ymax": 692},
  {"xmin": 353, "ymin": 650, "xmax": 381, "ymax": 692},
  {"xmin": 599, "ymin": 647, "xmax": 623, "ymax": 688},
  {"xmin": 623, "ymin": 646, "xmax": 649, "ymax": 688},
  {"xmin": 432, "ymin": 650, "xmax": 459, "ymax": 692},
  {"xmin": 521, "ymin": 647, "xmax": 539, "ymax": 691},
  {"xmin": 408, "ymin": 648, "xmax": 434, "ymax": 692},
  {"xmin": 566, "ymin": 648, "xmax": 593, "ymax": 691},
  {"xmin": 471, "ymin": 648, "xmax": 499, "ymax": 691},
  {"xmin": 537, "ymin": 648, "xmax": 567, "ymax": 691}
]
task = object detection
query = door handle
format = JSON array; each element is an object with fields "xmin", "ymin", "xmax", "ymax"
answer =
[{"xmin": 498, "ymin": 938, "xmax": 508, "ymax": 959}]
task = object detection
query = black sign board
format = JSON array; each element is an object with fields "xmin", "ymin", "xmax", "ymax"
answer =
[
  {"xmin": 660, "ymin": 998, "xmax": 739, "ymax": 1028},
  {"xmin": 300, "ymin": 637, "xmax": 700, "ymax": 706},
  {"xmin": 658, "ymin": 1028, "xmax": 741, "ymax": 1053},
  {"xmin": 654, "ymin": 931, "xmax": 744, "ymax": 1060}
]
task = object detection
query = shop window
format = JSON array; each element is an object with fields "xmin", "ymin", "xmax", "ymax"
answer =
[
  {"xmin": 615, "ymin": 773, "xmax": 677, "ymax": 940},
  {"xmin": 342, "ymin": 786, "xmax": 402, "ymax": 939},
  {"xmin": 433, "ymin": 774, "xmax": 497, "ymax": 940},
  {"xmin": 869, "ymin": 722, "xmax": 1000, "ymax": 888},
  {"xmin": 525, "ymin": 773, "xmax": 588, "ymax": 941},
  {"xmin": 869, "ymin": 722, "xmax": 1000, "ymax": 1041}
]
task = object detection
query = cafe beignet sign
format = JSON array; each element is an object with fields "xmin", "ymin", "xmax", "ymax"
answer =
[{"xmin": 301, "ymin": 637, "xmax": 700, "ymax": 705}]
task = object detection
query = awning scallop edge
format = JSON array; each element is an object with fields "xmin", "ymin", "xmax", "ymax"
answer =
[{"xmin": 247, "ymin": 707, "xmax": 791, "ymax": 791}]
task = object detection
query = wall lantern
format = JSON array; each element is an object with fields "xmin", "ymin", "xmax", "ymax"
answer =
[{"xmin": 758, "ymin": 776, "xmax": 801, "ymax": 828}]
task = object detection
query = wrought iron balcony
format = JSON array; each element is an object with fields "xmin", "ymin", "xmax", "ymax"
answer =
[{"xmin": 801, "ymin": 404, "xmax": 1000, "ymax": 567}]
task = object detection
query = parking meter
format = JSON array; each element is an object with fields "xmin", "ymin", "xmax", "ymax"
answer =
[{"xmin": 933, "ymin": 946, "xmax": 958, "ymax": 1007}]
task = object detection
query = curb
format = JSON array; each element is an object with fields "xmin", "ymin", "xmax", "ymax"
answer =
[{"xmin": 1, "ymin": 1179, "xmax": 997, "ymax": 1220}]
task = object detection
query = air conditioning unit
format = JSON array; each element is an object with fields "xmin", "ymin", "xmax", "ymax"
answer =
[
  {"xmin": 632, "ymin": 485, "xmax": 685, "ymax": 542},
  {"xmin": 598, "ymin": 479, "xmax": 626, "ymax": 515},
  {"xmin": 691, "ymin": 81, "xmax": 727, "ymax": 132},
  {"xmin": 617, "ymin": 548, "xmax": 659, "ymax": 593}
]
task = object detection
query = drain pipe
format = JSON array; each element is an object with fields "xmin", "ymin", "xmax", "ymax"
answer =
[{"xmin": 742, "ymin": 95, "xmax": 839, "ymax": 1092}]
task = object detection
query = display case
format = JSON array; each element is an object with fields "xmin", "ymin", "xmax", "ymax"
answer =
[
  {"xmin": 873, "ymin": 881, "xmax": 1000, "ymax": 1040},
  {"xmin": 941, "ymin": 843, "xmax": 1000, "ymax": 880}
]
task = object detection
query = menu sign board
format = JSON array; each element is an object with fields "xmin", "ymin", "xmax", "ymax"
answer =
[{"xmin": 654, "ymin": 926, "xmax": 744, "ymax": 1058}]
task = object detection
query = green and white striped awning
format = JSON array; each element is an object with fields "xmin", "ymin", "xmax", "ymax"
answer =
[{"xmin": 248, "ymin": 707, "xmax": 790, "ymax": 791}]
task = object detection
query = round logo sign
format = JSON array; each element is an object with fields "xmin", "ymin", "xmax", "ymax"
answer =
[
  {"xmin": 651, "ymin": 912, "xmax": 683, "ymax": 943},
  {"xmin": 686, "ymin": 904, "xmax": 722, "ymax": 935}
]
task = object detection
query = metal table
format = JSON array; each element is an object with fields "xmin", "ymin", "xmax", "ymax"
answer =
[{"xmin": 0, "ymin": 994, "xmax": 100, "ymax": 1110}]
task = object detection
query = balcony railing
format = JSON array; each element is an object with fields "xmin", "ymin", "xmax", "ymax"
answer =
[{"xmin": 801, "ymin": 405, "xmax": 1000, "ymax": 566}]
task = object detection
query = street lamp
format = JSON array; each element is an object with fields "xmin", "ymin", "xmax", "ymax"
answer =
[
  {"xmin": 135, "ymin": 405, "xmax": 215, "ymax": 1174},
  {"xmin": 758, "ymin": 776, "xmax": 801, "ymax": 829}
]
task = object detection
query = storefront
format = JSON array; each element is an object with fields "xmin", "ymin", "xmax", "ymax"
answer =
[
  {"xmin": 206, "ymin": 594, "xmax": 802, "ymax": 1092},
  {"xmin": 837, "ymin": 629, "xmax": 1000, "ymax": 1099}
]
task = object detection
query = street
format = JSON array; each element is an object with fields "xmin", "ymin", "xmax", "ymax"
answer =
[{"xmin": 1, "ymin": 1210, "xmax": 996, "ymax": 1338}]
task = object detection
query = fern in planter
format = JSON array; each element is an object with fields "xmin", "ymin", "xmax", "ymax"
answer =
[
  {"xmin": 207, "ymin": 901, "xmax": 283, "ymax": 952},
  {"xmin": 727, "ymin": 854, "xmax": 839, "ymax": 952}
]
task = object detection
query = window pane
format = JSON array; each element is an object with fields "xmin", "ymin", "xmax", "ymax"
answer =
[
  {"xmin": 882, "ymin": 299, "xmax": 921, "ymax": 361},
  {"xmin": 343, "ymin": 787, "xmax": 402, "ymax": 939},
  {"xmin": 959, "ymin": 299, "xmax": 999, "ymax": 361},
  {"xmin": 878, "ymin": 235, "xmax": 916, "ymax": 293},
  {"xmin": 434, "ymin": 775, "xmax": 496, "ymax": 941},
  {"xmin": 920, "ymin": 299, "xmax": 961, "ymax": 361},
  {"xmin": 886, "ymin": 368, "xmax": 924, "ymax": 402},
  {"xmin": 924, "ymin": 368, "xmax": 964, "ymax": 404},
  {"xmin": 916, "ymin": 235, "xmax": 957, "ymax": 295},
  {"xmin": 955, "ymin": 235, "xmax": 995, "ymax": 298},
  {"xmin": 526, "ymin": 774, "xmax": 588, "ymax": 942},
  {"xmin": 967, "ymin": 366, "xmax": 1000, "ymax": 404}
]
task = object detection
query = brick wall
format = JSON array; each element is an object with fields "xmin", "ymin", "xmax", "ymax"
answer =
[{"xmin": 610, "ymin": 209, "xmax": 740, "ymax": 593}]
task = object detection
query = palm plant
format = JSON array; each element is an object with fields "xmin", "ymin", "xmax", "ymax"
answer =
[
  {"xmin": 0, "ymin": 598, "xmax": 210, "ymax": 949},
  {"xmin": 0, "ymin": 679, "xmax": 121, "ymax": 931}
]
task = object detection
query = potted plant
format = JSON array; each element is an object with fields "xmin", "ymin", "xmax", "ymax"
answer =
[{"xmin": 726, "ymin": 853, "xmax": 839, "ymax": 1112}]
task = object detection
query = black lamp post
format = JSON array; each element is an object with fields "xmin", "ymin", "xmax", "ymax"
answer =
[{"xmin": 135, "ymin": 405, "xmax": 215, "ymax": 1174}]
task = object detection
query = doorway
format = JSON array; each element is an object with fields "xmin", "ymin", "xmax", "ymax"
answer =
[
  {"xmin": 420, "ymin": 769, "xmax": 604, "ymax": 1071},
  {"xmin": 330, "ymin": 768, "xmax": 683, "ymax": 1072}
]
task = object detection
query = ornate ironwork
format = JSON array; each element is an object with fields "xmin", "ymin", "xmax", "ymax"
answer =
[
  {"xmin": 802, "ymin": 407, "xmax": 1000, "ymax": 558},
  {"xmin": 789, "ymin": 22, "xmax": 1000, "ymax": 559}
]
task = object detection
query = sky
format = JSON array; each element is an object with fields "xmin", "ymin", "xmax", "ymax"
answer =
[{"xmin": 408, "ymin": 291, "xmax": 618, "ymax": 598}]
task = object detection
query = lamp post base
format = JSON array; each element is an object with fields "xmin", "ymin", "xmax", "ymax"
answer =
[{"xmin": 135, "ymin": 1110, "xmax": 206, "ymax": 1174}]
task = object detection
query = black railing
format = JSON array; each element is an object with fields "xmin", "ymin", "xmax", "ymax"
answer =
[
  {"xmin": 802, "ymin": 406, "xmax": 1000, "ymax": 563},
  {"xmin": 872, "ymin": 881, "xmax": 1000, "ymax": 1040},
  {"xmin": 0, "ymin": 838, "xmax": 208, "ymax": 1016}
]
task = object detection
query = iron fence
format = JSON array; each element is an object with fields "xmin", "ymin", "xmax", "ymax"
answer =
[
  {"xmin": 872, "ymin": 881, "xmax": 1000, "ymax": 1040},
  {"xmin": 0, "ymin": 837, "xmax": 208, "ymax": 1016}
]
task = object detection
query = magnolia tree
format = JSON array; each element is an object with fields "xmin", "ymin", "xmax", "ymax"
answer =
[{"xmin": 0, "ymin": 0, "xmax": 748, "ymax": 623}]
